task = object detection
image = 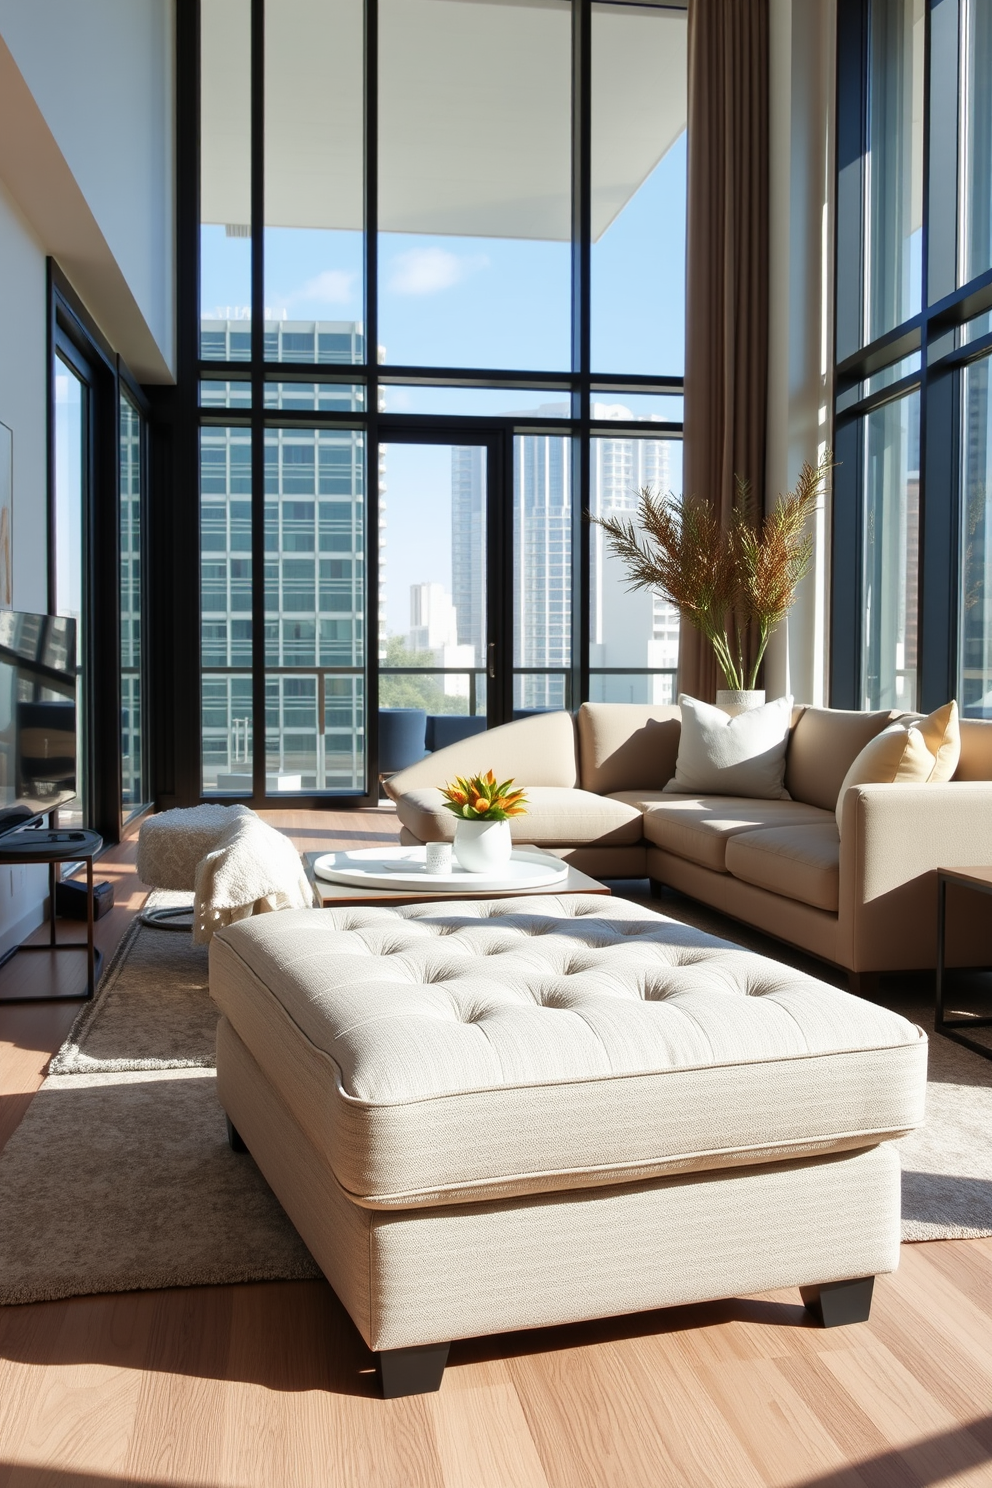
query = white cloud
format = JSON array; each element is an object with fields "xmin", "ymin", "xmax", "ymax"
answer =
[
  {"xmin": 297, "ymin": 269, "xmax": 357, "ymax": 305},
  {"xmin": 386, "ymin": 247, "xmax": 488, "ymax": 296}
]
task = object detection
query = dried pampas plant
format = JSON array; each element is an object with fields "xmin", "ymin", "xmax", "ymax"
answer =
[{"xmin": 592, "ymin": 450, "xmax": 832, "ymax": 692}]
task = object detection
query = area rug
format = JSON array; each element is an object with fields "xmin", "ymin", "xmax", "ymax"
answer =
[{"xmin": 1, "ymin": 889, "xmax": 990, "ymax": 1307}]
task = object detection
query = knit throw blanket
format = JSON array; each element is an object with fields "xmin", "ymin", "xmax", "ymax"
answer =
[{"xmin": 192, "ymin": 814, "xmax": 313, "ymax": 944}]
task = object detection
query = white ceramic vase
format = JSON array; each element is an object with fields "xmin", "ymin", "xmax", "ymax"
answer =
[
  {"xmin": 453, "ymin": 818, "xmax": 513, "ymax": 873},
  {"xmin": 715, "ymin": 689, "xmax": 766, "ymax": 717}
]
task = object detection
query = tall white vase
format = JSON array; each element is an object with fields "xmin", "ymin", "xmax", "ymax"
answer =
[
  {"xmin": 453, "ymin": 818, "xmax": 513, "ymax": 873},
  {"xmin": 715, "ymin": 689, "xmax": 766, "ymax": 717}
]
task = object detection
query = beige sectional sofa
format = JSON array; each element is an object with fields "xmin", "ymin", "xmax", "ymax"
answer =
[{"xmin": 385, "ymin": 703, "xmax": 992, "ymax": 989}]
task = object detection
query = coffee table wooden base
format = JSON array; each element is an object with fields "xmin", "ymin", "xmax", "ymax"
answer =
[{"xmin": 304, "ymin": 851, "xmax": 610, "ymax": 908}]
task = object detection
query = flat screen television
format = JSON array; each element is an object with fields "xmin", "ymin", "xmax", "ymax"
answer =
[{"xmin": 0, "ymin": 610, "xmax": 77, "ymax": 839}]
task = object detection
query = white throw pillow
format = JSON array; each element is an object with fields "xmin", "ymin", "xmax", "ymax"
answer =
[{"xmin": 664, "ymin": 694, "xmax": 795, "ymax": 800}]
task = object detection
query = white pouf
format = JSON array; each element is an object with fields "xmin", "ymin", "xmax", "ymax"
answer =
[{"xmin": 138, "ymin": 804, "xmax": 253, "ymax": 927}]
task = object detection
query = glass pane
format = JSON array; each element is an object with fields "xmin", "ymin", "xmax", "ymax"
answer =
[
  {"xmin": 591, "ymin": 393, "xmax": 684, "ymax": 424},
  {"xmin": 961, "ymin": 310, "xmax": 992, "ymax": 347},
  {"xmin": 514, "ymin": 434, "xmax": 571, "ymax": 710},
  {"xmin": 54, "ymin": 356, "xmax": 86, "ymax": 827},
  {"xmin": 589, "ymin": 672, "xmax": 677, "ymax": 705},
  {"xmin": 264, "ymin": 428, "xmax": 366, "ymax": 793},
  {"xmin": 265, "ymin": 672, "xmax": 365, "ymax": 791},
  {"xmin": 200, "ymin": 0, "xmax": 252, "ymax": 359},
  {"xmin": 591, "ymin": 3, "xmax": 687, "ymax": 375},
  {"xmin": 263, "ymin": 383, "xmax": 365, "ymax": 412},
  {"xmin": 120, "ymin": 394, "xmax": 145, "ymax": 815},
  {"xmin": 960, "ymin": 356, "xmax": 992, "ymax": 716},
  {"xmin": 378, "ymin": 0, "xmax": 571, "ymax": 370},
  {"xmin": 379, "ymin": 387, "xmax": 569, "ymax": 418},
  {"xmin": 863, "ymin": 391, "xmax": 920, "ymax": 710},
  {"xmin": 202, "ymin": 673, "xmax": 254, "ymax": 793},
  {"xmin": 866, "ymin": 0, "xmax": 924, "ymax": 342},
  {"xmin": 200, "ymin": 379, "xmax": 251, "ymax": 409},
  {"xmin": 589, "ymin": 436, "xmax": 681, "ymax": 694},
  {"xmin": 379, "ymin": 443, "xmax": 487, "ymax": 723},
  {"xmin": 200, "ymin": 424, "xmax": 253, "ymax": 792},
  {"xmin": 960, "ymin": 0, "xmax": 992, "ymax": 285},
  {"xmin": 264, "ymin": 0, "xmax": 364, "ymax": 363}
]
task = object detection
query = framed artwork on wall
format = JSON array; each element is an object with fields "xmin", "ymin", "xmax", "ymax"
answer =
[{"xmin": 0, "ymin": 421, "xmax": 10, "ymax": 607}]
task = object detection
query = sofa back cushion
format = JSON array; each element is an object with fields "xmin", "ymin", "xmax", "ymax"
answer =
[
  {"xmin": 384, "ymin": 708, "xmax": 579, "ymax": 800},
  {"xmin": 784, "ymin": 706, "xmax": 897, "ymax": 810},
  {"xmin": 955, "ymin": 718, "xmax": 992, "ymax": 780},
  {"xmin": 576, "ymin": 703, "xmax": 682, "ymax": 794},
  {"xmin": 664, "ymin": 694, "xmax": 795, "ymax": 800}
]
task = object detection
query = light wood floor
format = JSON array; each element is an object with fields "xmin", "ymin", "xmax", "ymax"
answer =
[{"xmin": 0, "ymin": 809, "xmax": 990, "ymax": 1488}]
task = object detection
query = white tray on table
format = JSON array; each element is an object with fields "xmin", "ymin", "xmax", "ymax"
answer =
[{"xmin": 312, "ymin": 846, "xmax": 570, "ymax": 893}]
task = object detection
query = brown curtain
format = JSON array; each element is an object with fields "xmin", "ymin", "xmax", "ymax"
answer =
[{"xmin": 679, "ymin": 0, "xmax": 770, "ymax": 702}]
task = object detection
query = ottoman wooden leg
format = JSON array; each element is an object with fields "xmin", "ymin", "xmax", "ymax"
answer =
[
  {"xmin": 378, "ymin": 1342, "xmax": 450, "ymax": 1398},
  {"xmin": 225, "ymin": 1116, "xmax": 249, "ymax": 1154},
  {"xmin": 801, "ymin": 1275, "xmax": 875, "ymax": 1327},
  {"xmin": 649, "ymin": 878, "xmax": 664, "ymax": 900}
]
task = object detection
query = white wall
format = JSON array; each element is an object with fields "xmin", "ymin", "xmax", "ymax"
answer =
[
  {"xmin": 764, "ymin": 0, "xmax": 836, "ymax": 706},
  {"xmin": 0, "ymin": 181, "xmax": 55, "ymax": 953},
  {"xmin": 0, "ymin": 0, "xmax": 175, "ymax": 380}
]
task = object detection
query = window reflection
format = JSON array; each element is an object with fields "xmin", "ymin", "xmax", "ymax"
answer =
[
  {"xmin": 960, "ymin": 0, "xmax": 992, "ymax": 286},
  {"xmin": 120, "ymin": 394, "xmax": 145, "ymax": 815},
  {"xmin": 960, "ymin": 357, "xmax": 992, "ymax": 716},
  {"xmin": 866, "ymin": 0, "xmax": 924, "ymax": 343},
  {"xmin": 863, "ymin": 392, "xmax": 919, "ymax": 711}
]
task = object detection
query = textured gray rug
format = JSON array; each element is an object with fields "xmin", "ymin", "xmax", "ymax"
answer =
[{"xmin": 1, "ymin": 888, "xmax": 990, "ymax": 1306}]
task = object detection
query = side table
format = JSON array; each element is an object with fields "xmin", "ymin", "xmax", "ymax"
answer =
[
  {"xmin": 0, "ymin": 827, "xmax": 104, "ymax": 1003},
  {"xmin": 935, "ymin": 865, "xmax": 992, "ymax": 1061}
]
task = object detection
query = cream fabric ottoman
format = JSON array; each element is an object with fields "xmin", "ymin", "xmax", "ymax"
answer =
[{"xmin": 209, "ymin": 894, "xmax": 927, "ymax": 1398}]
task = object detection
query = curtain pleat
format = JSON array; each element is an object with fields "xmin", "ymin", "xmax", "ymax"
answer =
[{"xmin": 679, "ymin": 0, "xmax": 770, "ymax": 701}]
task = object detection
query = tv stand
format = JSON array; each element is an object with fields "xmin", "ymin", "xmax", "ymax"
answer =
[{"xmin": 0, "ymin": 827, "xmax": 104, "ymax": 1002}]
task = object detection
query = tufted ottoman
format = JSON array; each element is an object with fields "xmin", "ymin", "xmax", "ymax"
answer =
[{"xmin": 209, "ymin": 894, "xmax": 927, "ymax": 1397}]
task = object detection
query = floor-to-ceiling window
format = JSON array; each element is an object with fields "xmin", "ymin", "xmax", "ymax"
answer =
[
  {"xmin": 192, "ymin": 0, "xmax": 687, "ymax": 803},
  {"xmin": 833, "ymin": 0, "xmax": 992, "ymax": 713},
  {"xmin": 51, "ymin": 270, "xmax": 150, "ymax": 842},
  {"xmin": 53, "ymin": 352, "xmax": 87, "ymax": 828}
]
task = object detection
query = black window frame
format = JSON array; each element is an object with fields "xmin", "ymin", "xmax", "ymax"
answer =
[
  {"xmin": 48, "ymin": 261, "xmax": 152, "ymax": 845},
  {"xmin": 832, "ymin": 0, "xmax": 992, "ymax": 712},
  {"xmin": 159, "ymin": 0, "xmax": 688, "ymax": 808}
]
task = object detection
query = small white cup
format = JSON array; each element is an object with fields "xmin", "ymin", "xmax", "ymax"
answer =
[{"xmin": 425, "ymin": 841, "xmax": 453, "ymax": 876}]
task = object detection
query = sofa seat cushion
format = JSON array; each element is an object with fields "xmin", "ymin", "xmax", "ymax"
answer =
[
  {"xmin": 641, "ymin": 795, "xmax": 835, "ymax": 872},
  {"xmin": 724, "ymin": 822, "xmax": 841, "ymax": 912},
  {"xmin": 395, "ymin": 785, "xmax": 644, "ymax": 847},
  {"xmin": 209, "ymin": 897, "xmax": 926, "ymax": 1210}
]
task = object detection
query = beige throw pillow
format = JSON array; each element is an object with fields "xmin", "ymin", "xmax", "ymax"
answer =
[
  {"xmin": 835, "ymin": 700, "xmax": 960, "ymax": 834},
  {"xmin": 664, "ymin": 694, "xmax": 794, "ymax": 800}
]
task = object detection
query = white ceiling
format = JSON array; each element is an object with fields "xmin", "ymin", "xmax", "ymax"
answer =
[{"xmin": 201, "ymin": 0, "xmax": 686, "ymax": 243}]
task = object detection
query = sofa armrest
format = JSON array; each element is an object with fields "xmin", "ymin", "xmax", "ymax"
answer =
[
  {"xmin": 383, "ymin": 710, "xmax": 579, "ymax": 800},
  {"xmin": 840, "ymin": 782, "xmax": 992, "ymax": 971}
]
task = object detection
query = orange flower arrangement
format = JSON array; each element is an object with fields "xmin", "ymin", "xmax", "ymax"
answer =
[{"xmin": 440, "ymin": 770, "xmax": 529, "ymax": 821}]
